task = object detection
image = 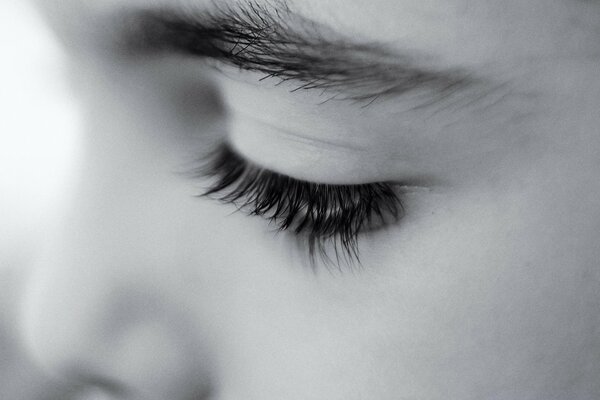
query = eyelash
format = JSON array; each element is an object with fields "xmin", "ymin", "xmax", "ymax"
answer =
[{"xmin": 194, "ymin": 143, "xmax": 403, "ymax": 267}]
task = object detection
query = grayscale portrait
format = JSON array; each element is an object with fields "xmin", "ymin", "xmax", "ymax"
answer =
[{"xmin": 1, "ymin": 0, "xmax": 599, "ymax": 399}]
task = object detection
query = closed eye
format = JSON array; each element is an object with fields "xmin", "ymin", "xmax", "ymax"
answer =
[{"xmin": 193, "ymin": 143, "xmax": 404, "ymax": 268}]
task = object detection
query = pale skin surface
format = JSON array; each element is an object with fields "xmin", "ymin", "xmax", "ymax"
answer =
[{"xmin": 18, "ymin": 0, "xmax": 600, "ymax": 399}]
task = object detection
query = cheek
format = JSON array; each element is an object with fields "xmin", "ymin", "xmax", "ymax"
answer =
[{"xmin": 346, "ymin": 180, "xmax": 600, "ymax": 397}]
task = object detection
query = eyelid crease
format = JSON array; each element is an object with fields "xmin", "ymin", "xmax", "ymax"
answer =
[{"xmin": 229, "ymin": 110, "xmax": 368, "ymax": 153}]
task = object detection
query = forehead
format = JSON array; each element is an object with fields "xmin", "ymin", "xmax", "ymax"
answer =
[{"xmin": 37, "ymin": 0, "xmax": 598, "ymax": 67}]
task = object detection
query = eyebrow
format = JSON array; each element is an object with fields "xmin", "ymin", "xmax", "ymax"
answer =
[{"xmin": 119, "ymin": 1, "xmax": 474, "ymax": 102}]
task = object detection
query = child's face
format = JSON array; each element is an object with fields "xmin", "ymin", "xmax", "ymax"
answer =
[{"xmin": 22, "ymin": 0, "xmax": 600, "ymax": 399}]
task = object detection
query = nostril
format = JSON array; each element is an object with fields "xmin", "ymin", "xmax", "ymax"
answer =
[
  {"xmin": 68, "ymin": 374, "xmax": 129, "ymax": 400},
  {"xmin": 70, "ymin": 373, "xmax": 215, "ymax": 400},
  {"xmin": 68, "ymin": 373, "xmax": 131, "ymax": 400}
]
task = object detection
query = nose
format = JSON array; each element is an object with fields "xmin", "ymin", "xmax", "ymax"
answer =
[
  {"xmin": 20, "ymin": 223, "xmax": 214, "ymax": 399},
  {"xmin": 18, "ymin": 148, "xmax": 216, "ymax": 399}
]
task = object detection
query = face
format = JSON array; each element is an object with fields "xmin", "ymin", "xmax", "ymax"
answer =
[{"xmin": 21, "ymin": 0, "xmax": 600, "ymax": 399}]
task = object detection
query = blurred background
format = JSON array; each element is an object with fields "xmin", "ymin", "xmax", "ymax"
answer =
[{"xmin": 0, "ymin": 0, "xmax": 81, "ymax": 398}]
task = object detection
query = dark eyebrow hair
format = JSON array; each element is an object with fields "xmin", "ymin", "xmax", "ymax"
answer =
[{"xmin": 119, "ymin": 1, "xmax": 474, "ymax": 103}]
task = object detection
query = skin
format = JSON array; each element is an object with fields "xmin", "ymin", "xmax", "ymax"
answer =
[{"xmin": 18, "ymin": 0, "xmax": 600, "ymax": 399}]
